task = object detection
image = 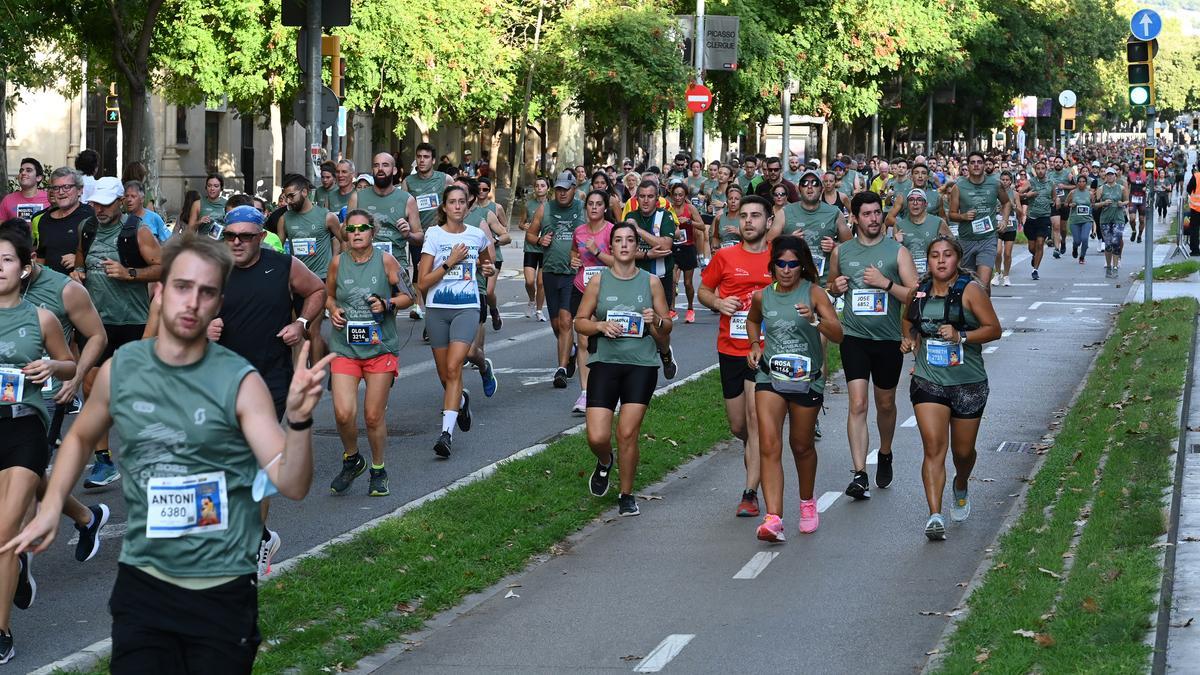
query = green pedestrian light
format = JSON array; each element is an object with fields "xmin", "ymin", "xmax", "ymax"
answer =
[{"xmin": 1126, "ymin": 38, "xmax": 1154, "ymax": 107}]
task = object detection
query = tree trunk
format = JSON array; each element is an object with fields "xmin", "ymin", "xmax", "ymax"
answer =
[
  {"xmin": 489, "ymin": 117, "xmax": 504, "ymax": 187},
  {"xmin": 345, "ymin": 109, "xmax": 356, "ymax": 165},
  {"xmin": 271, "ymin": 103, "xmax": 284, "ymax": 201},
  {"xmin": 619, "ymin": 108, "xmax": 629, "ymax": 163},
  {"xmin": 0, "ymin": 77, "xmax": 8, "ymax": 188}
]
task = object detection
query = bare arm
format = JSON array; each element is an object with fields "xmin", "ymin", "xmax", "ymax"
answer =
[
  {"xmin": 132, "ymin": 226, "xmax": 163, "ymax": 282},
  {"xmin": 405, "ymin": 196, "xmax": 424, "ymax": 245},
  {"xmin": 57, "ymin": 281, "xmax": 107, "ymax": 404}
]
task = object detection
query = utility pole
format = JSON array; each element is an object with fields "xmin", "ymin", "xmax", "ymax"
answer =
[
  {"xmin": 870, "ymin": 113, "xmax": 879, "ymax": 157},
  {"xmin": 781, "ymin": 82, "xmax": 791, "ymax": 160},
  {"xmin": 305, "ymin": 0, "xmax": 322, "ymax": 183},
  {"xmin": 925, "ymin": 93, "xmax": 933, "ymax": 155},
  {"xmin": 691, "ymin": 0, "xmax": 705, "ymax": 161},
  {"xmin": 1145, "ymin": 106, "xmax": 1156, "ymax": 302}
]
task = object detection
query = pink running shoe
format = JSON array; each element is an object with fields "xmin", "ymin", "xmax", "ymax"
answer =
[
  {"xmin": 798, "ymin": 498, "xmax": 819, "ymax": 533},
  {"xmin": 684, "ymin": 309, "xmax": 695, "ymax": 323},
  {"xmin": 756, "ymin": 514, "xmax": 786, "ymax": 543}
]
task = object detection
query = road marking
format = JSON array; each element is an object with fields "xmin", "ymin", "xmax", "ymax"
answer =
[
  {"xmin": 65, "ymin": 522, "xmax": 126, "ymax": 545},
  {"xmin": 1062, "ymin": 296, "xmax": 1102, "ymax": 301},
  {"xmin": 1029, "ymin": 301, "xmax": 1118, "ymax": 310},
  {"xmin": 817, "ymin": 491, "xmax": 842, "ymax": 512},
  {"xmin": 1073, "ymin": 283, "xmax": 1110, "ymax": 286},
  {"xmin": 1001, "ymin": 329, "xmax": 1013, "ymax": 339},
  {"xmin": 493, "ymin": 367, "xmax": 559, "ymax": 375},
  {"xmin": 732, "ymin": 551, "xmax": 780, "ymax": 580},
  {"xmin": 901, "ymin": 415, "xmax": 917, "ymax": 428},
  {"xmin": 984, "ymin": 345, "xmax": 999, "ymax": 354},
  {"xmin": 1015, "ymin": 316, "xmax": 1027, "ymax": 322},
  {"xmin": 634, "ymin": 634, "xmax": 695, "ymax": 672},
  {"xmin": 866, "ymin": 449, "xmax": 878, "ymax": 464},
  {"xmin": 990, "ymin": 296, "xmax": 1025, "ymax": 300}
]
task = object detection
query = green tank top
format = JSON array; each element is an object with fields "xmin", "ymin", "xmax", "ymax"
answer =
[
  {"xmin": 837, "ymin": 236, "xmax": 904, "ymax": 341},
  {"xmin": 22, "ymin": 268, "xmax": 73, "ymax": 400},
  {"xmin": 839, "ymin": 170, "xmax": 860, "ymax": 196},
  {"xmin": 406, "ymin": 171, "xmax": 450, "ymax": 228},
  {"xmin": 593, "ymin": 269, "xmax": 660, "ymax": 368},
  {"xmin": 0, "ymin": 300, "xmax": 49, "ymax": 427},
  {"xmin": 84, "ymin": 217, "xmax": 150, "ymax": 325},
  {"xmin": 110, "ymin": 340, "xmax": 260, "ymax": 578},
  {"xmin": 283, "ymin": 204, "xmax": 333, "ymax": 278},
  {"xmin": 1066, "ymin": 189, "xmax": 1093, "ymax": 226},
  {"xmin": 326, "ymin": 187, "xmax": 354, "ymax": 215},
  {"xmin": 1099, "ymin": 183, "xmax": 1125, "ymax": 223},
  {"xmin": 1025, "ymin": 175, "xmax": 1053, "ymax": 217},
  {"xmin": 954, "ymin": 175, "xmax": 1000, "ymax": 241},
  {"xmin": 754, "ymin": 281, "xmax": 825, "ymax": 393},
  {"xmin": 715, "ymin": 212, "xmax": 741, "ymax": 248},
  {"xmin": 780, "ymin": 201, "xmax": 840, "ymax": 283},
  {"xmin": 467, "ymin": 205, "xmax": 503, "ymax": 263},
  {"xmin": 355, "ymin": 187, "xmax": 414, "ymax": 265},
  {"xmin": 887, "ymin": 178, "xmax": 913, "ymax": 215},
  {"xmin": 896, "ymin": 215, "xmax": 944, "ymax": 276},
  {"xmin": 524, "ymin": 198, "xmax": 547, "ymax": 253},
  {"xmin": 329, "ymin": 249, "xmax": 400, "ymax": 360},
  {"xmin": 199, "ymin": 197, "xmax": 227, "ymax": 236},
  {"xmin": 913, "ymin": 295, "xmax": 986, "ymax": 385},
  {"xmin": 1047, "ymin": 168, "xmax": 1072, "ymax": 200},
  {"xmin": 541, "ymin": 200, "xmax": 586, "ymax": 275}
]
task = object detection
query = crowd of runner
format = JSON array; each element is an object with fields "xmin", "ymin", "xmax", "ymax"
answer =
[{"xmin": 0, "ymin": 137, "xmax": 1194, "ymax": 669}]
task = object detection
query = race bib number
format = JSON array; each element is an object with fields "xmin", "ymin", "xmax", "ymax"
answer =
[
  {"xmin": 721, "ymin": 241, "xmax": 738, "ymax": 249},
  {"xmin": 970, "ymin": 216, "xmax": 994, "ymax": 235},
  {"xmin": 0, "ymin": 366, "xmax": 25, "ymax": 403},
  {"xmin": 373, "ymin": 241, "xmax": 393, "ymax": 254},
  {"xmin": 813, "ymin": 255, "xmax": 827, "ymax": 278},
  {"xmin": 145, "ymin": 471, "xmax": 229, "ymax": 539},
  {"xmin": 415, "ymin": 193, "xmax": 440, "ymax": 212},
  {"xmin": 1055, "ymin": 188, "xmax": 1066, "ymax": 199},
  {"xmin": 606, "ymin": 310, "xmax": 644, "ymax": 338},
  {"xmin": 1076, "ymin": 205, "xmax": 1091, "ymax": 217},
  {"xmin": 1008, "ymin": 215, "xmax": 1018, "ymax": 228},
  {"xmin": 851, "ymin": 289, "xmax": 888, "ymax": 315},
  {"xmin": 583, "ymin": 266, "xmax": 604, "ymax": 286},
  {"xmin": 730, "ymin": 310, "xmax": 749, "ymax": 339},
  {"xmin": 925, "ymin": 339, "xmax": 965, "ymax": 368},
  {"xmin": 15, "ymin": 203, "xmax": 41, "ymax": 222},
  {"xmin": 347, "ymin": 320, "xmax": 384, "ymax": 345},
  {"xmin": 442, "ymin": 261, "xmax": 475, "ymax": 282},
  {"xmin": 291, "ymin": 237, "xmax": 317, "ymax": 256},
  {"xmin": 207, "ymin": 223, "xmax": 224, "ymax": 241},
  {"xmin": 768, "ymin": 353, "xmax": 812, "ymax": 382},
  {"xmin": 914, "ymin": 257, "xmax": 928, "ymax": 275},
  {"xmin": 1132, "ymin": 195, "xmax": 1144, "ymax": 204}
]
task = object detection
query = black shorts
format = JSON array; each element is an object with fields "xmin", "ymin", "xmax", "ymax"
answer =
[
  {"xmin": 586, "ymin": 361, "xmax": 658, "ymax": 409},
  {"xmin": 523, "ymin": 251, "xmax": 544, "ymax": 269},
  {"xmin": 997, "ymin": 228, "xmax": 1017, "ymax": 242},
  {"xmin": 570, "ymin": 286, "xmax": 585, "ymax": 317},
  {"xmin": 544, "ymin": 272, "xmax": 575, "ymax": 318},
  {"xmin": 1025, "ymin": 216, "xmax": 1052, "ymax": 241},
  {"xmin": 754, "ymin": 382, "xmax": 825, "ymax": 408},
  {"xmin": 910, "ymin": 376, "xmax": 988, "ymax": 419},
  {"xmin": 408, "ymin": 241, "xmax": 423, "ymax": 279},
  {"xmin": 109, "ymin": 563, "xmax": 261, "ymax": 675},
  {"xmin": 840, "ymin": 334, "xmax": 903, "ymax": 389},
  {"xmin": 0, "ymin": 415, "xmax": 49, "ymax": 475},
  {"xmin": 673, "ymin": 244, "xmax": 698, "ymax": 271},
  {"xmin": 718, "ymin": 352, "xmax": 756, "ymax": 399},
  {"xmin": 1055, "ymin": 206, "xmax": 1071, "ymax": 221},
  {"xmin": 101, "ymin": 323, "xmax": 148, "ymax": 363}
]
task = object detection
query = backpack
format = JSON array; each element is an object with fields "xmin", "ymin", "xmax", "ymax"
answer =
[
  {"xmin": 907, "ymin": 272, "xmax": 975, "ymax": 334},
  {"xmin": 79, "ymin": 213, "xmax": 148, "ymax": 269}
]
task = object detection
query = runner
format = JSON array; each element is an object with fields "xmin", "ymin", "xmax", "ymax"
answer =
[
  {"xmin": 459, "ymin": 177, "xmax": 504, "ymax": 398},
  {"xmin": 31, "ymin": 168, "xmax": 95, "ymax": 276},
  {"xmin": 894, "ymin": 189, "xmax": 952, "ymax": 278},
  {"xmin": 327, "ymin": 159, "xmax": 358, "ymax": 216},
  {"xmin": 313, "ymin": 161, "xmax": 338, "ymax": 210},
  {"xmin": 569, "ymin": 191, "xmax": 616, "ymax": 414},
  {"xmin": 1047, "ymin": 156, "xmax": 1073, "ymax": 259},
  {"xmin": 187, "ymin": 174, "xmax": 228, "ymax": 237},
  {"xmin": 1095, "ymin": 167, "xmax": 1128, "ymax": 278},
  {"xmin": 1128, "ymin": 163, "xmax": 1148, "ymax": 243},
  {"xmin": 225, "ymin": 194, "xmax": 284, "ymax": 253},
  {"xmin": 519, "ymin": 176, "xmax": 550, "ymax": 321},
  {"xmin": 992, "ymin": 171, "xmax": 1018, "ymax": 287},
  {"xmin": 350, "ymin": 152, "xmax": 423, "ymax": 324},
  {"xmin": 277, "ymin": 173, "xmax": 341, "ymax": 361},
  {"xmin": 746, "ymin": 235, "xmax": 843, "ymax": 542},
  {"xmin": 326, "ymin": 209, "xmax": 411, "ymax": 494},
  {"xmin": 123, "ymin": 181, "xmax": 171, "ymax": 242},
  {"xmin": 0, "ymin": 158, "xmax": 49, "ymax": 223},
  {"xmin": 827, "ymin": 191, "xmax": 920, "ymax": 499},
  {"xmin": 1066, "ymin": 174, "xmax": 1094, "ymax": 263},
  {"xmin": 668, "ymin": 181, "xmax": 706, "ymax": 323},
  {"xmin": 901, "ymin": 236, "xmax": 1001, "ymax": 540},
  {"xmin": 404, "ymin": 142, "xmax": 453, "ymax": 321},
  {"xmin": 1019, "ymin": 160, "xmax": 1055, "ymax": 280},
  {"xmin": 699, "ymin": 195, "xmax": 775, "ymax": 517},
  {"xmin": 0, "ymin": 220, "xmax": 76, "ymax": 664},
  {"xmin": 3, "ymin": 232, "xmax": 334, "ymax": 673},
  {"xmin": 822, "ymin": 171, "xmax": 850, "ymax": 216},
  {"xmin": 1186, "ymin": 169, "xmax": 1200, "ymax": 256},
  {"xmin": 418, "ymin": 185, "xmax": 495, "ymax": 458},
  {"xmin": 711, "ymin": 184, "xmax": 744, "ymax": 252},
  {"xmin": 626, "ymin": 180, "xmax": 680, "ymax": 378},
  {"xmin": 526, "ymin": 171, "xmax": 586, "ymax": 388},
  {"xmin": 834, "ymin": 160, "xmax": 863, "ymax": 197},
  {"xmin": 946, "ymin": 151, "xmax": 1012, "ymax": 288},
  {"xmin": 783, "ymin": 155, "xmax": 804, "ymax": 185},
  {"xmin": 588, "ymin": 170, "xmax": 624, "ymax": 221},
  {"xmin": 72, "ymin": 177, "xmax": 163, "ymax": 489},
  {"xmin": 208, "ymin": 205, "xmax": 325, "ymax": 570},
  {"xmin": 471, "ymin": 176, "xmax": 509, "ymax": 330},
  {"xmin": 754, "ymin": 157, "xmax": 799, "ymax": 202}
]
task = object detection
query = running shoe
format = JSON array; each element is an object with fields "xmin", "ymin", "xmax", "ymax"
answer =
[
  {"xmin": 814, "ymin": 419, "xmax": 822, "ymax": 439},
  {"xmin": 553, "ymin": 366, "xmax": 569, "ymax": 389},
  {"xmin": 13, "ymin": 553, "xmax": 34, "ymax": 610},
  {"xmin": 422, "ymin": 327, "xmax": 430, "ymax": 343},
  {"xmin": 572, "ymin": 391, "xmax": 587, "ymax": 415},
  {"xmin": 1079, "ymin": 256, "xmax": 1085, "ymax": 265},
  {"xmin": 83, "ymin": 453, "xmax": 120, "ymax": 489},
  {"xmin": 481, "ymin": 359, "xmax": 498, "ymax": 398},
  {"xmin": 535, "ymin": 309, "xmax": 547, "ymax": 322},
  {"xmin": 669, "ymin": 309, "xmax": 679, "ymax": 320},
  {"xmin": 74, "ymin": 503, "xmax": 110, "ymax": 562},
  {"xmin": 330, "ymin": 453, "xmax": 367, "ymax": 494},
  {"xmin": 1071, "ymin": 243, "xmax": 1079, "ymax": 259},
  {"xmin": 589, "ymin": 459, "xmax": 612, "ymax": 497},
  {"xmin": 736, "ymin": 489, "xmax": 760, "ymax": 517},
  {"xmin": 875, "ymin": 451, "xmax": 893, "ymax": 489},
  {"xmin": 434, "ymin": 431, "xmax": 453, "ymax": 458},
  {"xmin": 491, "ymin": 309, "xmax": 503, "ymax": 331},
  {"xmin": 1052, "ymin": 250, "xmax": 1062, "ymax": 259},
  {"xmin": 845, "ymin": 470, "xmax": 871, "ymax": 500},
  {"xmin": 368, "ymin": 467, "xmax": 390, "ymax": 497},
  {"xmin": 68, "ymin": 395, "xmax": 83, "ymax": 415},
  {"xmin": 257, "ymin": 530, "xmax": 281, "ymax": 578},
  {"xmin": 660, "ymin": 346, "xmax": 678, "ymax": 380},
  {"xmin": 990, "ymin": 274, "xmax": 999, "ymax": 286},
  {"xmin": 0, "ymin": 631, "xmax": 12, "ymax": 665},
  {"xmin": 950, "ymin": 483, "xmax": 971, "ymax": 522},
  {"xmin": 1003, "ymin": 275, "xmax": 1012, "ymax": 287},
  {"xmin": 564, "ymin": 344, "xmax": 577, "ymax": 378},
  {"xmin": 1031, "ymin": 269, "xmax": 1040, "ymax": 281},
  {"xmin": 410, "ymin": 305, "xmax": 425, "ymax": 320},
  {"xmin": 618, "ymin": 493, "xmax": 640, "ymax": 517},
  {"xmin": 756, "ymin": 514, "xmax": 786, "ymax": 543},
  {"xmin": 925, "ymin": 513, "xmax": 947, "ymax": 540},
  {"xmin": 798, "ymin": 498, "xmax": 819, "ymax": 534},
  {"xmin": 525, "ymin": 301, "xmax": 534, "ymax": 319},
  {"xmin": 458, "ymin": 389, "xmax": 472, "ymax": 432},
  {"xmin": 684, "ymin": 309, "xmax": 695, "ymax": 323}
]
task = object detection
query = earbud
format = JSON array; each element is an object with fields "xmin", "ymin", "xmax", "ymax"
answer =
[{"xmin": 20, "ymin": 269, "xmax": 30, "ymax": 280}]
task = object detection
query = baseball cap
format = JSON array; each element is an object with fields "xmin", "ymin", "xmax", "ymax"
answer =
[
  {"xmin": 464, "ymin": 149, "xmax": 473, "ymax": 155},
  {"xmin": 798, "ymin": 168, "xmax": 822, "ymax": 182},
  {"xmin": 355, "ymin": 173, "xmax": 373, "ymax": 183},
  {"xmin": 225, "ymin": 205, "xmax": 265, "ymax": 227},
  {"xmin": 832, "ymin": 161, "xmax": 847, "ymax": 170},
  {"xmin": 1104, "ymin": 167, "xmax": 1118, "ymax": 175},
  {"xmin": 553, "ymin": 170, "xmax": 577, "ymax": 189},
  {"xmin": 1091, "ymin": 160, "xmax": 1102, "ymax": 167},
  {"xmin": 88, "ymin": 176, "xmax": 124, "ymax": 206},
  {"xmin": 907, "ymin": 188, "xmax": 927, "ymax": 201}
]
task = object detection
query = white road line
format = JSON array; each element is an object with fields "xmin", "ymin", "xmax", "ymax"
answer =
[
  {"xmin": 901, "ymin": 415, "xmax": 917, "ymax": 428},
  {"xmin": 1062, "ymin": 296, "xmax": 1102, "ymax": 301},
  {"xmin": 634, "ymin": 634, "xmax": 696, "ymax": 672},
  {"xmin": 1015, "ymin": 316, "xmax": 1027, "ymax": 322},
  {"xmin": 733, "ymin": 551, "xmax": 780, "ymax": 580},
  {"xmin": 1001, "ymin": 329, "xmax": 1013, "ymax": 338},
  {"xmin": 983, "ymin": 345, "xmax": 999, "ymax": 354},
  {"xmin": 817, "ymin": 491, "xmax": 841, "ymax": 513},
  {"xmin": 1073, "ymin": 283, "xmax": 1110, "ymax": 286},
  {"xmin": 866, "ymin": 449, "xmax": 878, "ymax": 464},
  {"xmin": 1029, "ymin": 301, "xmax": 1118, "ymax": 310}
]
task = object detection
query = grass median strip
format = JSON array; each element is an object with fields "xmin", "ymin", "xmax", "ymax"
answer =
[
  {"xmin": 1134, "ymin": 260, "xmax": 1200, "ymax": 281},
  {"xmin": 249, "ymin": 371, "xmax": 730, "ymax": 673},
  {"xmin": 935, "ymin": 298, "xmax": 1197, "ymax": 673}
]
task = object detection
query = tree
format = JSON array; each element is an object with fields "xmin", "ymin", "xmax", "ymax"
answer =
[{"xmin": 0, "ymin": 4, "xmax": 73, "ymax": 184}]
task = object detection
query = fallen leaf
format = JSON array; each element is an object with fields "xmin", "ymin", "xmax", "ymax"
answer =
[
  {"xmin": 1035, "ymin": 633, "xmax": 1056, "ymax": 647},
  {"xmin": 1082, "ymin": 597, "xmax": 1099, "ymax": 613},
  {"xmin": 956, "ymin": 582, "xmax": 969, "ymax": 588},
  {"xmin": 994, "ymin": 562, "xmax": 1009, "ymax": 570},
  {"xmin": 975, "ymin": 649, "xmax": 991, "ymax": 664},
  {"xmin": 1139, "ymin": 421, "xmax": 1150, "ymax": 431},
  {"xmin": 1013, "ymin": 629, "xmax": 1038, "ymax": 638},
  {"xmin": 665, "ymin": 438, "xmax": 679, "ymax": 447},
  {"xmin": 1151, "ymin": 542, "xmax": 1174, "ymax": 548},
  {"xmin": 925, "ymin": 648, "xmax": 941, "ymax": 656},
  {"xmin": 620, "ymin": 655, "xmax": 643, "ymax": 662},
  {"xmin": 1071, "ymin": 450, "xmax": 1083, "ymax": 464},
  {"xmin": 636, "ymin": 494, "xmax": 664, "ymax": 501},
  {"xmin": 919, "ymin": 610, "xmax": 942, "ymax": 616},
  {"xmin": 1038, "ymin": 567, "xmax": 1062, "ymax": 579},
  {"xmin": 395, "ymin": 602, "xmax": 416, "ymax": 615},
  {"xmin": 504, "ymin": 590, "xmax": 520, "ymax": 599},
  {"xmin": 1102, "ymin": 568, "xmax": 1122, "ymax": 582},
  {"xmin": 506, "ymin": 583, "xmax": 522, "ymax": 588},
  {"xmin": 1171, "ymin": 617, "xmax": 1195, "ymax": 628}
]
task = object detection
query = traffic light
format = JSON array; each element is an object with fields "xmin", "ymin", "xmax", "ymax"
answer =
[
  {"xmin": 105, "ymin": 95, "xmax": 119, "ymax": 125},
  {"xmin": 321, "ymin": 35, "xmax": 342, "ymax": 98},
  {"xmin": 1061, "ymin": 106, "xmax": 1076, "ymax": 133},
  {"xmin": 1193, "ymin": 117, "xmax": 1199, "ymax": 132},
  {"xmin": 1127, "ymin": 39, "xmax": 1154, "ymax": 107},
  {"xmin": 1144, "ymin": 146, "xmax": 1156, "ymax": 172}
]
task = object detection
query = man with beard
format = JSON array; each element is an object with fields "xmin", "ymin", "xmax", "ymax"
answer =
[
  {"xmin": 1047, "ymin": 156, "xmax": 1073, "ymax": 258},
  {"xmin": 276, "ymin": 173, "xmax": 341, "ymax": 362},
  {"xmin": 773, "ymin": 169, "xmax": 850, "ymax": 286}
]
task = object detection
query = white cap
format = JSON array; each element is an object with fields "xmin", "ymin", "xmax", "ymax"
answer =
[
  {"xmin": 356, "ymin": 173, "xmax": 373, "ymax": 183},
  {"xmin": 88, "ymin": 176, "xmax": 125, "ymax": 206}
]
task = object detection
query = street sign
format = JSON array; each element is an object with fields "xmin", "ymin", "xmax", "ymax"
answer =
[
  {"xmin": 293, "ymin": 85, "xmax": 339, "ymax": 128},
  {"xmin": 674, "ymin": 15, "xmax": 740, "ymax": 71},
  {"xmin": 1058, "ymin": 89, "xmax": 1076, "ymax": 108},
  {"xmin": 1131, "ymin": 8, "xmax": 1162, "ymax": 41},
  {"xmin": 1013, "ymin": 117, "xmax": 1025, "ymax": 128},
  {"xmin": 282, "ymin": 0, "xmax": 351, "ymax": 27},
  {"xmin": 685, "ymin": 83, "xmax": 713, "ymax": 113}
]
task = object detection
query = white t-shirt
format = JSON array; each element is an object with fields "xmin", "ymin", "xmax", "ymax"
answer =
[
  {"xmin": 81, "ymin": 175, "xmax": 96, "ymax": 204},
  {"xmin": 421, "ymin": 225, "xmax": 490, "ymax": 309}
]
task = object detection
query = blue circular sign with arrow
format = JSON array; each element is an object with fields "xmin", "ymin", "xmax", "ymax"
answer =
[{"xmin": 1131, "ymin": 8, "xmax": 1162, "ymax": 41}]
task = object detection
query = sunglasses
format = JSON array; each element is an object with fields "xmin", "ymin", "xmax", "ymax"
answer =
[
  {"xmin": 799, "ymin": 179, "xmax": 820, "ymax": 187},
  {"xmin": 221, "ymin": 231, "xmax": 260, "ymax": 243},
  {"xmin": 344, "ymin": 223, "xmax": 374, "ymax": 233},
  {"xmin": 773, "ymin": 191, "xmax": 787, "ymax": 198},
  {"xmin": 775, "ymin": 259, "xmax": 802, "ymax": 269}
]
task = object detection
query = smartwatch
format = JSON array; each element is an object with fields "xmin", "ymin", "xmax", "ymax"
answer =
[
  {"xmin": 128, "ymin": 267, "xmax": 138, "ymax": 279},
  {"xmin": 297, "ymin": 317, "xmax": 310, "ymax": 334}
]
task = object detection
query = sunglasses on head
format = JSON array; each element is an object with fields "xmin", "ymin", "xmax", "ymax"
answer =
[
  {"xmin": 775, "ymin": 259, "xmax": 802, "ymax": 269},
  {"xmin": 344, "ymin": 223, "xmax": 373, "ymax": 233},
  {"xmin": 221, "ymin": 231, "xmax": 260, "ymax": 243}
]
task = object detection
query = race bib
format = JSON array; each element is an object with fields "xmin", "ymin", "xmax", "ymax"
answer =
[
  {"xmin": 1076, "ymin": 205, "xmax": 1091, "ymax": 217},
  {"xmin": 970, "ymin": 215, "xmax": 994, "ymax": 235},
  {"xmin": 1132, "ymin": 195, "xmax": 1144, "ymax": 204},
  {"xmin": 15, "ymin": 203, "xmax": 41, "ymax": 222},
  {"xmin": 768, "ymin": 353, "xmax": 812, "ymax": 382},
  {"xmin": 207, "ymin": 223, "xmax": 224, "ymax": 241},
  {"xmin": 730, "ymin": 310, "xmax": 749, "ymax": 339},
  {"xmin": 145, "ymin": 471, "xmax": 229, "ymax": 539},
  {"xmin": 1055, "ymin": 188, "xmax": 1066, "ymax": 199},
  {"xmin": 442, "ymin": 260, "xmax": 475, "ymax": 282},
  {"xmin": 415, "ymin": 193, "xmax": 440, "ymax": 212},
  {"xmin": 347, "ymin": 320, "xmax": 384, "ymax": 345},
  {"xmin": 925, "ymin": 339, "xmax": 965, "ymax": 368},
  {"xmin": 813, "ymin": 255, "xmax": 827, "ymax": 277},
  {"xmin": 0, "ymin": 366, "xmax": 25, "ymax": 403},
  {"xmin": 606, "ymin": 310, "xmax": 644, "ymax": 338},
  {"xmin": 914, "ymin": 257, "xmax": 928, "ymax": 275},
  {"xmin": 1008, "ymin": 215, "xmax": 1018, "ymax": 228},
  {"xmin": 851, "ymin": 288, "xmax": 888, "ymax": 315},
  {"xmin": 373, "ymin": 241, "xmax": 393, "ymax": 254},
  {"xmin": 291, "ymin": 237, "xmax": 317, "ymax": 256},
  {"xmin": 583, "ymin": 266, "xmax": 605, "ymax": 286},
  {"xmin": 721, "ymin": 241, "xmax": 738, "ymax": 249}
]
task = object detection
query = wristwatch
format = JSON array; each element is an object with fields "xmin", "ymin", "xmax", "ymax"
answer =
[
  {"xmin": 297, "ymin": 317, "xmax": 310, "ymax": 334},
  {"xmin": 959, "ymin": 330, "xmax": 968, "ymax": 345},
  {"xmin": 128, "ymin": 267, "xmax": 138, "ymax": 279}
]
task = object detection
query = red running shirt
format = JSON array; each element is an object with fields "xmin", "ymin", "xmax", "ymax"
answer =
[{"xmin": 700, "ymin": 244, "xmax": 772, "ymax": 356}]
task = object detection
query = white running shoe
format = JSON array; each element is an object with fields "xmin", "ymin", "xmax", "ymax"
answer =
[
  {"xmin": 525, "ymin": 301, "xmax": 534, "ymax": 319},
  {"xmin": 990, "ymin": 274, "xmax": 999, "ymax": 286},
  {"xmin": 535, "ymin": 309, "xmax": 546, "ymax": 322},
  {"xmin": 257, "ymin": 530, "xmax": 281, "ymax": 578},
  {"xmin": 1002, "ymin": 275, "xmax": 1012, "ymax": 287}
]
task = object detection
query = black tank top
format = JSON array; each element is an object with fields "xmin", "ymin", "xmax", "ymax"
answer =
[{"xmin": 218, "ymin": 248, "xmax": 293, "ymax": 399}]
